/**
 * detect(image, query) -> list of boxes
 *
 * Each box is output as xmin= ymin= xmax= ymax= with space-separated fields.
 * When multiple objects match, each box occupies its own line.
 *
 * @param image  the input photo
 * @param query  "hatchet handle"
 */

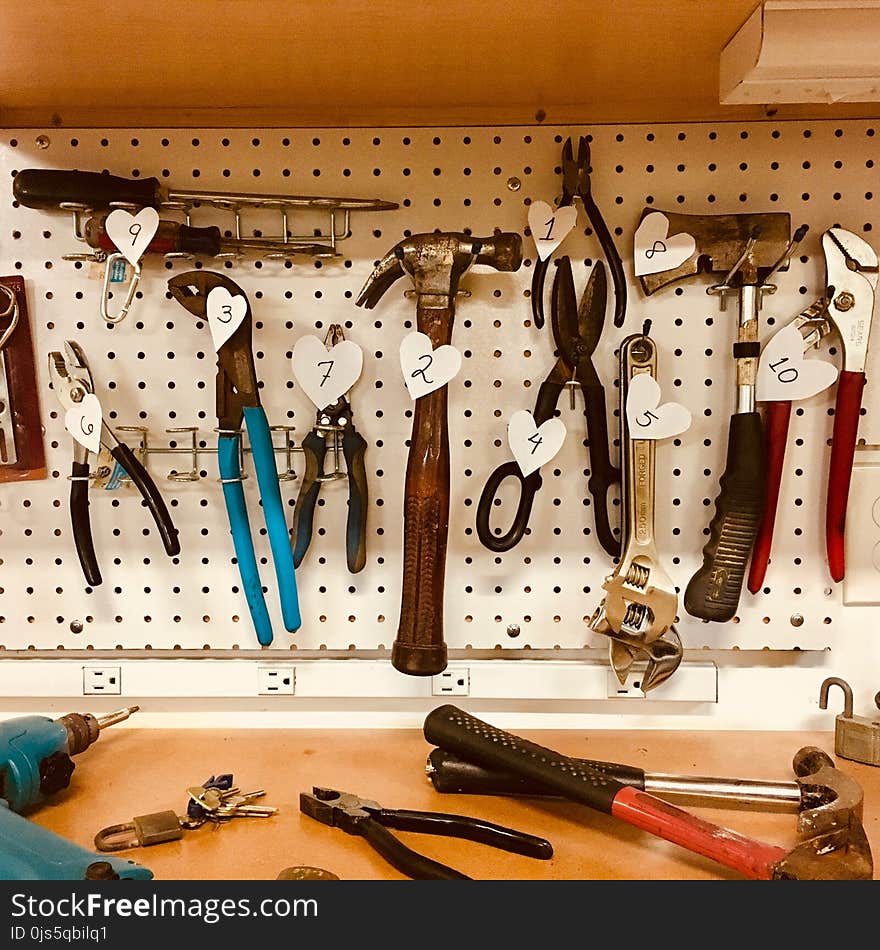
xmin=394 ymin=302 xmax=453 ymax=676
xmin=684 ymin=411 xmax=767 ymax=622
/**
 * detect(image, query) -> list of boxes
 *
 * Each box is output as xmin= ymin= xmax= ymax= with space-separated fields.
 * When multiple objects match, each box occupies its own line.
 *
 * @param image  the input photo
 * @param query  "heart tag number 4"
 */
xmin=508 ymin=410 xmax=567 ymax=477
xmin=756 ymin=323 xmax=838 ymax=402
xmin=399 ymin=331 xmax=462 ymax=400
xmin=625 ymin=373 xmax=692 ymax=440
xmin=292 ymin=335 xmax=364 ymax=410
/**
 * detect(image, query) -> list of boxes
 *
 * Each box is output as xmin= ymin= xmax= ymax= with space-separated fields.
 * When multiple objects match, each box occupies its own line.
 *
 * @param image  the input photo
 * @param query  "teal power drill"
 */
xmin=0 ymin=705 xmax=152 ymax=880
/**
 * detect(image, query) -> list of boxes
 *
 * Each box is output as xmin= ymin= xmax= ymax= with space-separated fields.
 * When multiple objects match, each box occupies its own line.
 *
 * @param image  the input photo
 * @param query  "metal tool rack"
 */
xmin=0 ymin=121 xmax=878 ymax=728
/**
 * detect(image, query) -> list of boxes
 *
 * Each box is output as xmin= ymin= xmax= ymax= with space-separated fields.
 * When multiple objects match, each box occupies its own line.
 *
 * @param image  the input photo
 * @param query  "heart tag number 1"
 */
xmin=527 ymin=200 xmax=578 ymax=261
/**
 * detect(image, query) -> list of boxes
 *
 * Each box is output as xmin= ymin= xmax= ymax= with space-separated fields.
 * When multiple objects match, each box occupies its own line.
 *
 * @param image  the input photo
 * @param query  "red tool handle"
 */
xmin=611 ymin=787 xmax=787 ymax=880
xmin=748 ymin=400 xmax=792 ymax=594
xmin=826 ymin=370 xmax=866 ymax=582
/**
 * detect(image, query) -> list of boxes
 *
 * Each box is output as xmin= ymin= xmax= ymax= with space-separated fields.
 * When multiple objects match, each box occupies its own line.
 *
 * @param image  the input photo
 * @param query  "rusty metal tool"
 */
xmin=530 ymin=136 xmax=626 ymax=331
xmin=424 ymin=705 xmax=873 ymax=880
xmin=637 ymin=211 xmax=805 ymax=622
xmin=48 ymin=341 xmax=180 ymax=587
xmin=0 ymin=277 xmax=46 ymax=481
xmin=587 ymin=325 xmax=682 ymax=691
xmin=299 ymin=786 xmax=552 ymax=880
xmin=356 ymin=232 xmax=523 ymax=676
xmin=820 ymin=677 xmax=880 ymax=767
xmin=476 ymin=256 xmax=620 ymax=557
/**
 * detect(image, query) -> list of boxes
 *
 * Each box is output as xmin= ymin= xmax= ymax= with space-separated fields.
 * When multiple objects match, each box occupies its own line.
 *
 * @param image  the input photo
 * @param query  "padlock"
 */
xmin=819 ymin=677 xmax=880 ymax=767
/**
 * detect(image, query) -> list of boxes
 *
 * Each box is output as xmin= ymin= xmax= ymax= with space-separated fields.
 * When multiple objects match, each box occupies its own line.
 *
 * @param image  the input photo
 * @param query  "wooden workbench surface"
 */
xmin=32 ymin=727 xmax=879 ymax=881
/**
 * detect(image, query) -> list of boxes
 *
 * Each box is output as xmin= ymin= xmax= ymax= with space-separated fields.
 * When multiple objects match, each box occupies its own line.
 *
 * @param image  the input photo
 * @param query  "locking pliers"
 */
xmin=48 ymin=341 xmax=180 ymax=587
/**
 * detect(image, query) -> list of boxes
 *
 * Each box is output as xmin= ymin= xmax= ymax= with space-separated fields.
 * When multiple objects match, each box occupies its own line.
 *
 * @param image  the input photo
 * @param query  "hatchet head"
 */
xmin=636 ymin=209 xmax=793 ymax=295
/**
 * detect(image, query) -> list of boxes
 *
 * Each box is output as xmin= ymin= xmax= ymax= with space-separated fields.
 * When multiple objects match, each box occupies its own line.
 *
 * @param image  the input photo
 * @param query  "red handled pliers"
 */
xmin=748 ymin=228 xmax=877 ymax=590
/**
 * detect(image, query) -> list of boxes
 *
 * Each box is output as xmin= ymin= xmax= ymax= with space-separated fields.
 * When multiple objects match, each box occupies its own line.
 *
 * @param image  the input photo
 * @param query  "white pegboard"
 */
xmin=0 ymin=120 xmax=877 ymax=671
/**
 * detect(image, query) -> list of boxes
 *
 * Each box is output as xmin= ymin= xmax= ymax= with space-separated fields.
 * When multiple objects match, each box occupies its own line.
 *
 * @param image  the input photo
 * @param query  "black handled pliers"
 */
xmin=300 ymin=786 xmax=552 ymax=880
xmin=292 ymin=330 xmax=368 ymax=573
xmin=531 ymin=136 xmax=626 ymax=331
xmin=477 ymin=255 xmax=621 ymax=557
xmin=167 ymin=271 xmax=301 ymax=645
xmin=48 ymin=340 xmax=180 ymax=587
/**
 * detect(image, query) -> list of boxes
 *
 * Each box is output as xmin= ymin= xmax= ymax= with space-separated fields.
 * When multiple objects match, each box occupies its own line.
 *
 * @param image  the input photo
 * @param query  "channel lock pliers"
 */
xmin=168 ymin=271 xmax=300 ymax=645
xmin=48 ymin=341 xmax=180 ymax=586
xmin=292 ymin=329 xmax=368 ymax=573
xmin=299 ymin=786 xmax=552 ymax=880
xmin=530 ymin=135 xmax=626 ymax=331
xmin=477 ymin=254 xmax=620 ymax=557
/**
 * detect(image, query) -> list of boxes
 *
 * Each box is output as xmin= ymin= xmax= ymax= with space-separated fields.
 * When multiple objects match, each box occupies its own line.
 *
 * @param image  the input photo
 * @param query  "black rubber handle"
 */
xmin=291 ymin=430 xmax=326 ymax=568
xmin=110 ymin=444 xmax=180 ymax=557
xmin=377 ymin=808 xmax=552 ymax=859
xmin=475 ymin=461 xmax=542 ymax=552
xmin=583 ymin=190 xmax=627 ymax=329
xmin=426 ymin=748 xmax=646 ymax=798
xmin=684 ymin=411 xmax=767 ymax=622
xmin=530 ymin=258 xmax=552 ymax=329
xmin=343 ymin=426 xmax=368 ymax=574
xmin=358 ymin=819 xmax=470 ymax=880
xmin=423 ymin=705 xmax=626 ymax=815
xmin=70 ymin=460 xmax=101 ymax=587
xmin=13 ymin=169 xmax=162 ymax=211
xmin=583 ymin=381 xmax=620 ymax=557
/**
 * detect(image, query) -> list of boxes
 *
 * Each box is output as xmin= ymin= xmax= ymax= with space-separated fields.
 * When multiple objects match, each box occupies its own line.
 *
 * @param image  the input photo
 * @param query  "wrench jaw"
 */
xmin=589 ymin=605 xmax=683 ymax=692
xmin=601 ymin=561 xmax=678 ymax=643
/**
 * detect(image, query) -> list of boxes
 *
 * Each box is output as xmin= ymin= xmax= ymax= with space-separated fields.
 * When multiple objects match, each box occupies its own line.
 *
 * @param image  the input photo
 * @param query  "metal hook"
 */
xmin=819 ymin=676 xmax=854 ymax=719
xmin=101 ymin=252 xmax=141 ymax=324
xmin=764 ymin=223 xmax=809 ymax=284
xmin=0 ymin=285 xmax=19 ymax=352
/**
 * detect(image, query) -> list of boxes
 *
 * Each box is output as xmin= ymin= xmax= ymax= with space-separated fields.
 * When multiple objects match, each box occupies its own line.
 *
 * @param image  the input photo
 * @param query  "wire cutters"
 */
xmin=48 ymin=340 xmax=180 ymax=587
xmin=168 ymin=271 xmax=301 ymax=645
xmin=292 ymin=331 xmax=368 ymax=573
xmin=477 ymin=255 xmax=620 ymax=557
xmin=299 ymin=786 xmax=552 ymax=880
xmin=530 ymin=136 xmax=626 ymax=331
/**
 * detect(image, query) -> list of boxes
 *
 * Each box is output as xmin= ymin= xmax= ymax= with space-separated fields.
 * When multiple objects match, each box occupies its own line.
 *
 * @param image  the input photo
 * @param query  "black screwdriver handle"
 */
xmin=426 ymin=748 xmax=646 ymax=797
xmin=13 ymin=169 xmax=162 ymax=211
xmin=583 ymin=381 xmax=621 ymax=557
xmin=70 ymin=460 xmax=101 ymax=587
xmin=110 ymin=443 xmax=180 ymax=557
xmin=424 ymin=705 xmax=626 ymax=814
xmin=684 ymin=412 xmax=767 ymax=622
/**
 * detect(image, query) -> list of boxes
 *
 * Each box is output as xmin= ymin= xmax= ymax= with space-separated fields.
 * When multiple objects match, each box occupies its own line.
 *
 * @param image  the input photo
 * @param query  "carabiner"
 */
xmin=101 ymin=251 xmax=141 ymax=325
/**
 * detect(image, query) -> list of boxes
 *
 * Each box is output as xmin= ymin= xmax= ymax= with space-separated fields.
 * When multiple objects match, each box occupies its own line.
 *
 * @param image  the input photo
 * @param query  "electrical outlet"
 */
xmin=432 ymin=668 xmax=470 ymax=697
xmin=257 ymin=666 xmax=295 ymax=696
xmin=82 ymin=666 xmax=122 ymax=696
xmin=606 ymin=669 xmax=646 ymax=698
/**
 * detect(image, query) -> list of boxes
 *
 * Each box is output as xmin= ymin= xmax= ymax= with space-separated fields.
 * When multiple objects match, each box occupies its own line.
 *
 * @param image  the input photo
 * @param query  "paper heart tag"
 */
xmin=104 ymin=207 xmax=160 ymax=267
xmin=399 ymin=331 xmax=462 ymax=400
xmin=292 ymin=335 xmax=364 ymax=410
xmin=507 ymin=410 xmax=567 ymax=477
xmin=527 ymin=200 xmax=578 ymax=260
xmin=757 ymin=322 xmax=839 ymax=402
xmin=625 ymin=373 xmax=692 ymax=440
xmin=64 ymin=392 xmax=102 ymax=455
xmin=206 ymin=286 xmax=248 ymax=353
xmin=633 ymin=212 xmax=696 ymax=277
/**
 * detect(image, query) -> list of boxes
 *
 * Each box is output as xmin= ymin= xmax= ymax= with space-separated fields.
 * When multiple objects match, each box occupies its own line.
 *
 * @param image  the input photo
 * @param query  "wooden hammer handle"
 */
xmin=394 ymin=303 xmax=453 ymax=676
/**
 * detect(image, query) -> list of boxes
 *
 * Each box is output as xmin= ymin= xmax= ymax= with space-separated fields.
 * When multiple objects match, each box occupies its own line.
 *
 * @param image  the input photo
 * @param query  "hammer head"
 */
xmin=636 ymin=209 xmax=792 ymax=295
xmin=774 ymin=746 xmax=873 ymax=880
xmin=356 ymin=231 xmax=522 ymax=308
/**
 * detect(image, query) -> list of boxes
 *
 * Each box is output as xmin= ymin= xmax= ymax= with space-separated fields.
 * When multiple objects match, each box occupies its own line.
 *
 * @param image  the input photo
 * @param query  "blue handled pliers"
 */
xmin=167 ymin=271 xmax=300 ymax=645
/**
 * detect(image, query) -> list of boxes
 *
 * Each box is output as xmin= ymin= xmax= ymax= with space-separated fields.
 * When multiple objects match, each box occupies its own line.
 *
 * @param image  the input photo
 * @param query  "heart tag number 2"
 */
xmin=399 ymin=331 xmax=462 ymax=400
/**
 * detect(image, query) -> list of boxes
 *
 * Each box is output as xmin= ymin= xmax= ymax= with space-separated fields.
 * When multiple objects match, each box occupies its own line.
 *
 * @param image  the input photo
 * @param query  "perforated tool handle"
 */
xmin=13 ymin=169 xmax=162 ymax=211
xmin=748 ymin=400 xmax=792 ymax=594
xmin=70 ymin=459 xmax=101 ymax=587
xmin=423 ymin=706 xmax=787 ymax=880
xmin=110 ymin=443 xmax=180 ymax=557
xmin=826 ymin=370 xmax=866 ymax=583
xmin=684 ymin=411 xmax=766 ymax=622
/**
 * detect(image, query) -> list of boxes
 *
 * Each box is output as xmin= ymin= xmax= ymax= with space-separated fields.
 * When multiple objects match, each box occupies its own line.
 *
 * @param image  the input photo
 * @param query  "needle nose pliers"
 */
xmin=291 ymin=344 xmax=368 ymax=573
xmin=167 ymin=271 xmax=301 ymax=645
xmin=531 ymin=136 xmax=626 ymax=331
xmin=477 ymin=255 xmax=620 ymax=557
xmin=48 ymin=340 xmax=180 ymax=587
xmin=299 ymin=786 xmax=552 ymax=880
